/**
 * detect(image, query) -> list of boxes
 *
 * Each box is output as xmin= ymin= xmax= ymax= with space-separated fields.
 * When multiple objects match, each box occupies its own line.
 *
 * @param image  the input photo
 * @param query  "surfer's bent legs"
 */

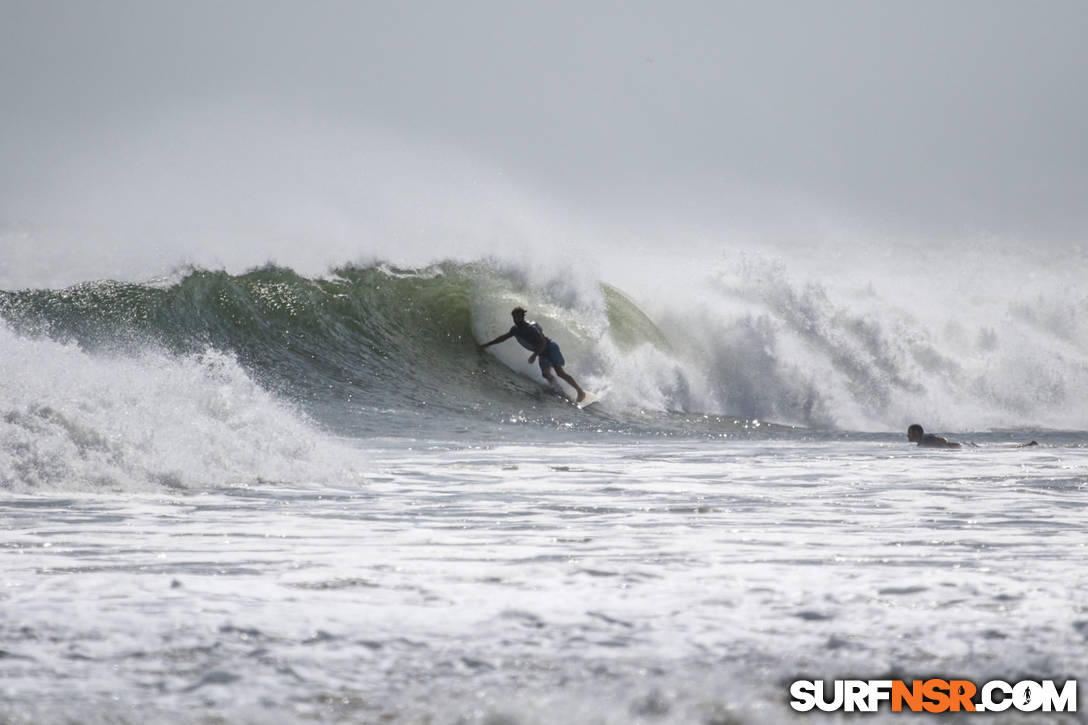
xmin=545 ymin=365 xmax=586 ymax=403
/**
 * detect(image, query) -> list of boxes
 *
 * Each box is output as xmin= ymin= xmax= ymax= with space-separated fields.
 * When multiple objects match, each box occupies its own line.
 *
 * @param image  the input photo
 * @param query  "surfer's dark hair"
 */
xmin=512 ymin=306 xmax=527 ymax=316
xmin=907 ymin=423 xmax=924 ymax=436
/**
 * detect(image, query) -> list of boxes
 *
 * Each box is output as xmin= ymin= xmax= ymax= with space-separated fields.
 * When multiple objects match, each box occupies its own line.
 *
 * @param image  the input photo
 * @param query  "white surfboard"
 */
xmin=575 ymin=391 xmax=599 ymax=410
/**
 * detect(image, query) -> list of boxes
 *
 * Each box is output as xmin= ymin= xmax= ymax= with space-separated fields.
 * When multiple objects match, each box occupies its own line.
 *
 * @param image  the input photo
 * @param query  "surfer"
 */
xmin=907 ymin=424 xmax=961 ymax=449
xmin=479 ymin=306 xmax=587 ymax=403
xmin=908 ymin=424 xmax=1038 ymax=448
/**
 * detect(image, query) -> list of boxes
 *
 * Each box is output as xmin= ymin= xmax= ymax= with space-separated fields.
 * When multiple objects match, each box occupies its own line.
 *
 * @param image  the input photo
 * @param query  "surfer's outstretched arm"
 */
xmin=479 ymin=332 xmax=513 ymax=349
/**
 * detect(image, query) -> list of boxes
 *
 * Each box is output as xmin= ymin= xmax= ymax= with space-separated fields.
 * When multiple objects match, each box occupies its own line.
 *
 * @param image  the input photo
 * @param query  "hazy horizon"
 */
xmin=3 ymin=0 xmax=1087 ymax=276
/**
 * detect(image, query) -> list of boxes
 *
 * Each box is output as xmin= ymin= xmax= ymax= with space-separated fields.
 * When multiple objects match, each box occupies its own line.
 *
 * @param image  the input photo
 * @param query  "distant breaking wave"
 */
xmin=0 ymin=262 xmax=721 ymax=428
xmin=0 ymin=261 xmax=783 ymax=492
xmin=1 ymin=257 xmax=1086 ymax=490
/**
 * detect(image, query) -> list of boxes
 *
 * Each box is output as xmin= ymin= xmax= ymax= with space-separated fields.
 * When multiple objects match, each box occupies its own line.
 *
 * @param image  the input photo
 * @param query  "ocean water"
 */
xmin=2 ymin=259 xmax=1087 ymax=724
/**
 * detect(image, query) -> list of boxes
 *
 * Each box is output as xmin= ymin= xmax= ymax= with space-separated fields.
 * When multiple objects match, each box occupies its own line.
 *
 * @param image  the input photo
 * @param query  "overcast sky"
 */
xmin=3 ymin=0 xmax=1087 ymax=245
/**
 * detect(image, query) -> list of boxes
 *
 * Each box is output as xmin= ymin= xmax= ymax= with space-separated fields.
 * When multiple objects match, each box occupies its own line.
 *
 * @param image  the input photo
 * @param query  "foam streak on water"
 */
xmin=2 ymin=439 xmax=1085 ymax=724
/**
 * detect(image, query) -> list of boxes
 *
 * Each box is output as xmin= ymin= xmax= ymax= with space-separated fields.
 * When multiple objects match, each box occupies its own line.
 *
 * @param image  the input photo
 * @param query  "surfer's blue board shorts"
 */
xmin=538 ymin=341 xmax=565 ymax=371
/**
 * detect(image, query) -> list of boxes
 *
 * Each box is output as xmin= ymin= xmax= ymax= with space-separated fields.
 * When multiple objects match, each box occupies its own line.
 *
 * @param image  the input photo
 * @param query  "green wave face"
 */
xmin=0 ymin=262 xmax=789 ymax=439
xmin=601 ymin=283 xmax=671 ymax=353
xmin=3 ymin=264 xmax=479 ymax=430
xmin=6 ymin=255 xmax=1085 ymax=436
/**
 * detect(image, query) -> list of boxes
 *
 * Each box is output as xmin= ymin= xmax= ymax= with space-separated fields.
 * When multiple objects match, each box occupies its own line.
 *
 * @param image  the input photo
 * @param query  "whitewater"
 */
xmin=2 ymin=245 xmax=1086 ymax=724
xmin=2 ymin=119 xmax=1088 ymax=723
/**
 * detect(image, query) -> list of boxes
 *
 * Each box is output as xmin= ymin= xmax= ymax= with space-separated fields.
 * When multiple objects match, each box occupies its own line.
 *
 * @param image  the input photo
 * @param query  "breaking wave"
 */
xmin=2 ymin=256 xmax=1085 ymax=490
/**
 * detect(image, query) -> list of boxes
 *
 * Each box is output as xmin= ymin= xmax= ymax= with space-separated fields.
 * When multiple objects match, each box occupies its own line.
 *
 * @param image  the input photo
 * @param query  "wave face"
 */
xmin=0 ymin=263 xmax=619 ymax=426
xmin=2 ymin=257 xmax=1086 ymax=490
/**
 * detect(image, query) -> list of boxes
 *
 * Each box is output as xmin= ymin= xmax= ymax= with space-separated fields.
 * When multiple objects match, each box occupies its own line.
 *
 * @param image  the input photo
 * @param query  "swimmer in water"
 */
xmin=907 ymin=424 xmax=962 ymax=449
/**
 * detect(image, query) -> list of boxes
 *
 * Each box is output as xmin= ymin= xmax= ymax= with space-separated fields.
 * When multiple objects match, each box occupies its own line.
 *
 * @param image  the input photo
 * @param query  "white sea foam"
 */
xmin=2 ymin=438 xmax=1084 ymax=724
xmin=469 ymin=247 xmax=1088 ymax=431
xmin=0 ymin=323 xmax=362 ymax=492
